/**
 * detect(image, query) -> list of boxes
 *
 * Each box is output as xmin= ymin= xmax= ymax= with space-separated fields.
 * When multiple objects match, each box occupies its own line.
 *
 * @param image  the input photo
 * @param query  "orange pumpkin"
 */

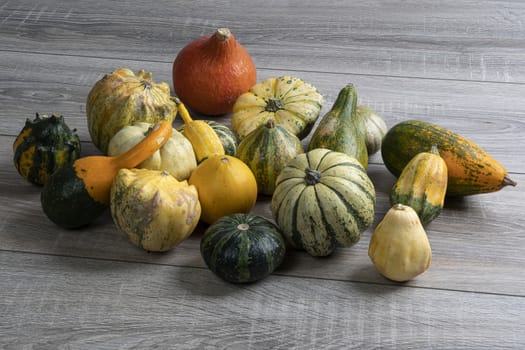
xmin=172 ymin=28 xmax=256 ymax=116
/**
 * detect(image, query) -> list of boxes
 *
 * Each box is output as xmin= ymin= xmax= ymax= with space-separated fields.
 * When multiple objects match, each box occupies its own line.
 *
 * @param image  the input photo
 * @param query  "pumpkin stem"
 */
xmin=304 ymin=167 xmax=321 ymax=185
xmin=265 ymin=98 xmax=285 ymax=113
xmin=215 ymin=28 xmax=231 ymax=41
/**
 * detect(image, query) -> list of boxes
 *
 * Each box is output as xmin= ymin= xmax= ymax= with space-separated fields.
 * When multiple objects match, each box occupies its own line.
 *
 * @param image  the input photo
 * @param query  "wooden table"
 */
xmin=1 ymin=1 xmax=524 ymax=348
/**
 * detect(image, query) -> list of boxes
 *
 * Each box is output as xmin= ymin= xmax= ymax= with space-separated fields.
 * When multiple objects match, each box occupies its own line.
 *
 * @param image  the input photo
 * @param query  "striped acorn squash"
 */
xmin=200 ymin=213 xmax=286 ymax=283
xmin=271 ymin=148 xmax=376 ymax=257
xmin=13 ymin=113 xmax=81 ymax=186
xmin=381 ymin=120 xmax=517 ymax=196
xmin=178 ymin=119 xmax=238 ymax=156
xmin=231 ymin=76 xmax=324 ymax=140
xmin=237 ymin=118 xmax=304 ymax=195
xmin=390 ymin=144 xmax=448 ymax=225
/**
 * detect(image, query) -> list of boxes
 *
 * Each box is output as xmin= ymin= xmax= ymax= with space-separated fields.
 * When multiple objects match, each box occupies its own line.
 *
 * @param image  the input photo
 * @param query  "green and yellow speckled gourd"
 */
xmin=271 ymin=148 xmax=376 ymax=257
xmin=232 ymin=76 xmax=324 ymax=140
xmin=390 ymin=144 xmax=448 ymax=225
xmin=308 ymin=84 xmax=368 ymax=169
xmin=200 ymin=213 xmax=286 ymax=283
xmin=13 ymin=113 xmax=81 ymax=185
xmin=237 ymin=118 xmax=304 ymax=195
xmin=86 ymin=68 xmax=177 ymax=153
xmin=381 ymin=120 xmax=517 ymax=196
xmin=41 ymin=120 xmax=172 ymax=229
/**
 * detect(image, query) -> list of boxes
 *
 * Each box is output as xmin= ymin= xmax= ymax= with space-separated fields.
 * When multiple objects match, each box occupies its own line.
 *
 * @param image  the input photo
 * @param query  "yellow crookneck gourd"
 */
xmin=368 ymin=204 xmax=432 ymax=282
xmin=390 ymin=144 xmax=448 ymax=225
xmin=174 ymin=97 xmax=225 ymax=163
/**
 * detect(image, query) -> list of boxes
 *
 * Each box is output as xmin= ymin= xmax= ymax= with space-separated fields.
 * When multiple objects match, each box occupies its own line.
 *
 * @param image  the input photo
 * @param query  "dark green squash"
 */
xmin=13 ymin=113 xmax=81 ymax=186
xmin=308 ymin=84 xmax=368 ymax=169
xmin=41 ymin=121 xmax=173 ymax=229
xmin=237 ymin=118 xmax=304 ymax=195
xmin=178 ymin=119 xmax=238 ymax=156
xmin=200 ymin=213 xmax=286 ymax=283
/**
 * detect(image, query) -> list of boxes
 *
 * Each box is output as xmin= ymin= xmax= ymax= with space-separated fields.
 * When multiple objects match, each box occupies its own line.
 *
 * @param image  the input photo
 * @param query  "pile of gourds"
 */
xmin=12 ymin=28 xmax=517 ymax=285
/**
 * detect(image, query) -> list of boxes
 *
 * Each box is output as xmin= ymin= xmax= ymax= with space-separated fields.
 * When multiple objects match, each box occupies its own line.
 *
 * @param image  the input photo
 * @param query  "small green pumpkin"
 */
xmin=237 ymin=118 xmax=304 ymax=195
xmin=271 ymin=148 xmax=376 ymax=257
xmin=390 ymin=144 xmax=448 ymax=225
xmin=13 ymin=113 xmax=81 ymax=186
xmin=308 ymin=84 xmax=368 ymax=169
xmin=178 ymin=119 xmax=238 ymax=156
xmin=200 ymin=213 xmax=286 ymax=283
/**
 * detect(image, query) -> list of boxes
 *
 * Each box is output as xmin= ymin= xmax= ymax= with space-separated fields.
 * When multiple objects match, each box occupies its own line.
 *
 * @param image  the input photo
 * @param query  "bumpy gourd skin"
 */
xmin=40 ymin=164 xmax=106 ymax=229
xmin=110 ymin=169 xmax=201 ymax=252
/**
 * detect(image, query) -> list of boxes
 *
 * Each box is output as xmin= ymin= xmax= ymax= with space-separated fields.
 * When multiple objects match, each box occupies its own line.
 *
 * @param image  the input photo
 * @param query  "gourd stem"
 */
xmin=265 ymin=118 xmax=276 ymax=129
xmin=172 ymin=97 xmax=193 ymax=125
xmin=237 ymin=223 xmax=250 ymax=231
xmin=503 ymin=176 xmax=517 ymax=187
xmin=304 ymin=168 xmax=321 ymax=185
xmin=265 ymin=98 xmax=285 ymax=113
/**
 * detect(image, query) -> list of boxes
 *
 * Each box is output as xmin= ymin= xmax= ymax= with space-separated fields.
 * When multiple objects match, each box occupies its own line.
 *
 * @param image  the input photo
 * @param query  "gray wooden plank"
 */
xmin=1 ymin=0 xmax=525 ymax=83
xmin=1 ymin=51 xmax=524 ymax=172
xmin=2 ymin=133 xmax=523 ymax=296
xmin=1 ymin=251 xmax=523 ymax=350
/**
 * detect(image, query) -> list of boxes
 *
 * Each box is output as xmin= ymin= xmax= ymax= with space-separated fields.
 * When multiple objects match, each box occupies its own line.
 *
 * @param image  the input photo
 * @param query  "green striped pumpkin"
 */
xmin=178 ymin=120 xmax=238 ymax=156
xmin=271 ymin=148 xmax=376 ymax=257
xmin=200 ymin=213 xmax=286 ymax=283
xmin=13 ymin=113 xmax=81 ymax=186
xmin=237 ymin=119 xmax=304 ymax=195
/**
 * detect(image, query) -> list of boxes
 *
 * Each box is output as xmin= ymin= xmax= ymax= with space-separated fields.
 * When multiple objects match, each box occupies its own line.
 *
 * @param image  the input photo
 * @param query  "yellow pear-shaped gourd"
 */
xmin=368 ymin=204 xmax=432 ymax=282
xmin=110 ymin=168 xmax=201 ymax=252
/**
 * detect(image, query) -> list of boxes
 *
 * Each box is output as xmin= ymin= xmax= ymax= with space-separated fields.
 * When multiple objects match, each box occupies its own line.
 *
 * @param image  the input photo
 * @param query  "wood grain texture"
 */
xmin=1 ymin=0 xmax=525 ymax=348
xmin=1 ymin=0 xmax=525 ymax=83
xmin=1 ymin=252 xmax=524 ymax=350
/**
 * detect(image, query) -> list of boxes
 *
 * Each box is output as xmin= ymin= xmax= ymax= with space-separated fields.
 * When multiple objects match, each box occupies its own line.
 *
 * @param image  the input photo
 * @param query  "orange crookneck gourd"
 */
xmin=41 ymin=120 xmax=173 ymax=229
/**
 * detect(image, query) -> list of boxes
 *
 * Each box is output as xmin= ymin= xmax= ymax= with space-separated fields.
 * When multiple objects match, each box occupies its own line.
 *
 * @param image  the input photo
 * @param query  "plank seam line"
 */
xmin=2 ymin=48 xmax=525 ymax=87
xmin=1 ymin=248 xmax=524 ymax=299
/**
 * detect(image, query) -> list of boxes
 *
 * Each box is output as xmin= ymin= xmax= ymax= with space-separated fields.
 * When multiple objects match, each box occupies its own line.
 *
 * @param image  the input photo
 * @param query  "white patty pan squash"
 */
xmin=108 ymin=122 xmax=197 ymax=181
xmin=110 ymin=168 xmax=201 ymax=252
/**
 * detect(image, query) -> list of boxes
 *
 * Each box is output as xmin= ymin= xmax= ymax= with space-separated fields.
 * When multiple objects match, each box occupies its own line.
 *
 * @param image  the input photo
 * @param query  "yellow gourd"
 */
xmin=188 ymin=155 xmax=257 ymax=224
xmin=368 ymin=204 xmax=432 ymax=282
xmin=174 ymin=97 xmax=225 ymax=163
